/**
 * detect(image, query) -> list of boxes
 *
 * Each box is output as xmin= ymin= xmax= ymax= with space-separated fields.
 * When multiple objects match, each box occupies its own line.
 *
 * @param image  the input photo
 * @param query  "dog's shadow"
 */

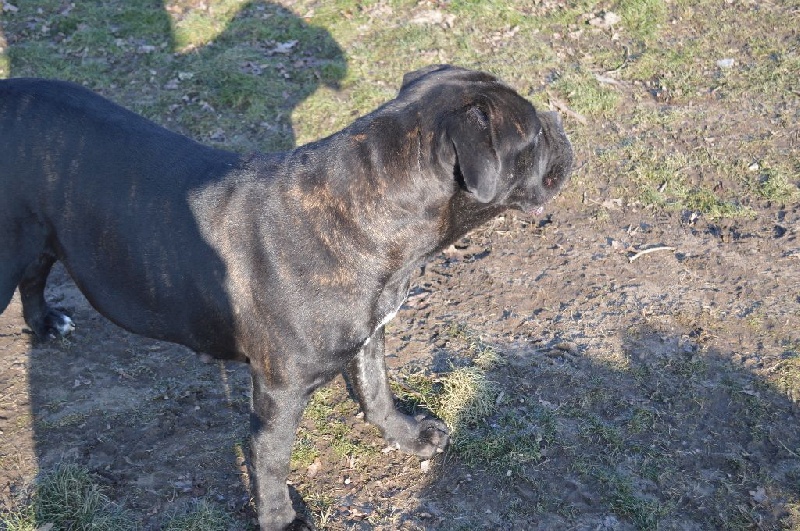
xmin=1 ymin=1 xmax=344 ymax=527
xmin=5 ymin=0 xmax=345 ymax=152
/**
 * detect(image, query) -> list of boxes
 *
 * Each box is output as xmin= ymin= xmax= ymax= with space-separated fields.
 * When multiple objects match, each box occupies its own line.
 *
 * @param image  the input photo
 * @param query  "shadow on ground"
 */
xmin=410 ymin=322 xmax=800 ymax=530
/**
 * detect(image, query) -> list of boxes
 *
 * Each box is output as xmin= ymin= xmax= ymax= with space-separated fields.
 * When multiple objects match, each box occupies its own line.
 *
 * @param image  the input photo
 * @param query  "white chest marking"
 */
xmin=377 ymin=308 xmax=399 ymax=330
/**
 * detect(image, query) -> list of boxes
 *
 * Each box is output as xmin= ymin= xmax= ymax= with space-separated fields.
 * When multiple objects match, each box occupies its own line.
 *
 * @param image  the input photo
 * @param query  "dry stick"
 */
xmin=548 ymin=96 xmax=588 ymax=125
xmin=628 ymin=246 xmax=676 ymax=263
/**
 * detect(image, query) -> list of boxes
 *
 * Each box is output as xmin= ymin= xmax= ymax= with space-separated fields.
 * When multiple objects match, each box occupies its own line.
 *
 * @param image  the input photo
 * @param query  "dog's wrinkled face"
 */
xmin=398 ymin=65 xmax=573 ymax=213
xmin=504 ymin=109 xmax=574 ymax=213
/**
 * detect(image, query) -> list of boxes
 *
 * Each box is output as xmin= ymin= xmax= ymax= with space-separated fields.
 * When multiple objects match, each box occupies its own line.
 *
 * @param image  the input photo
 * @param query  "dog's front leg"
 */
xmin=346 ymin=327 xmax=449 ymax=457
xmin=249 ymin=367 xmax=311 ymax=531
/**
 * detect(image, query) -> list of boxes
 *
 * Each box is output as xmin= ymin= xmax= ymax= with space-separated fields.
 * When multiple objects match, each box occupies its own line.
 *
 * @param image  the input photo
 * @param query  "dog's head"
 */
xmin=398 ymin=65 xmax=573 ymax=214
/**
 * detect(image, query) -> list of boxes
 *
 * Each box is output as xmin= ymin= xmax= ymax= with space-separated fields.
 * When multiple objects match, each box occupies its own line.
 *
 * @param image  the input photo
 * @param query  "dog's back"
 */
xmin=0 ymin=79 xmax=243 ymax=354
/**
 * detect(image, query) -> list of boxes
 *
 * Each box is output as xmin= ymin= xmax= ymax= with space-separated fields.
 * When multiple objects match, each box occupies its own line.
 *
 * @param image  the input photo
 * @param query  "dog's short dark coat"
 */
xmin=0 ymin=65 xmax=573 ymax=530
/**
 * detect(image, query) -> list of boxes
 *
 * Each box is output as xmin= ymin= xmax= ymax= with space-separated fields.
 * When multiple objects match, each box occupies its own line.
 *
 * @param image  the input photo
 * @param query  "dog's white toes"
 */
xmin=55 ymin=315 xmax=75 ymax=336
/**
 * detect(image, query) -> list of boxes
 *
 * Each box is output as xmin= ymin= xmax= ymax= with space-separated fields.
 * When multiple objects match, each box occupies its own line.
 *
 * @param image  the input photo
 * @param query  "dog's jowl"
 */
xmin=0 ymin=65 xmax=573 ymax=530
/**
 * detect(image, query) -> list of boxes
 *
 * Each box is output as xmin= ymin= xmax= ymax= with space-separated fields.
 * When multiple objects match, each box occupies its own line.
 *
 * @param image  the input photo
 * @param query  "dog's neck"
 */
xmin=278 ymin=127 xmax=501 ymax=271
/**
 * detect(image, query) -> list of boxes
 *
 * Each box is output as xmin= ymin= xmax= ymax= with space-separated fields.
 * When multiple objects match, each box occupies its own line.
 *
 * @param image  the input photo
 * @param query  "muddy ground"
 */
xmin=2 ymin=189 xmax=799 ymax=529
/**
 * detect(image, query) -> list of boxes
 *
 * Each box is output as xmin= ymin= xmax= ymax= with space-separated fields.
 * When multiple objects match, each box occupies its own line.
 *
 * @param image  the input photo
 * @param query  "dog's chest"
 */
xmin=367 ymin=274 xmax=411 ymax=340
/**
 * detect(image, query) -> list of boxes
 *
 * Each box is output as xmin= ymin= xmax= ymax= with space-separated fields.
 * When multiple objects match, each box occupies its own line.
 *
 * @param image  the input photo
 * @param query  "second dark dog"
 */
xmin=0 ymin=65 xmax=573 ymax=529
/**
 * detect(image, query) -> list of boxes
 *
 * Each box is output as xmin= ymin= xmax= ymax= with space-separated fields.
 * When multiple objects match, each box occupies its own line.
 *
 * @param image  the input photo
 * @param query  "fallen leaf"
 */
xmin=266 ymin=40 xmax=297 ymax=55
xmin=588 ymin=11 xmax=620 ymax=29
xmin=306 ymin=458 xmax=321 ymax=478
xmin=411 ymin=10 xmax=456 ymax=27
xmin=750 ymin=486 xmax=767 ymax=504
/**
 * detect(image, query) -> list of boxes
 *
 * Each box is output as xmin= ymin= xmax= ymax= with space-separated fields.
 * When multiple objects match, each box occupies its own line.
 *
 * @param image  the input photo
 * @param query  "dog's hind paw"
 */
xmin=45 ymin=310 xmax=75 ymax=338
xmin=284 ymin=517 xmax=315 ymax=530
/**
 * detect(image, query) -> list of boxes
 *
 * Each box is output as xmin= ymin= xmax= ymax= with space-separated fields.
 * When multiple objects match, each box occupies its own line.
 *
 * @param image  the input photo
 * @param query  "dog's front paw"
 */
xmin=415 ymin=417 xmax=450 ymax=457
xmin=386 ymin=415 xmax=449 ymax=458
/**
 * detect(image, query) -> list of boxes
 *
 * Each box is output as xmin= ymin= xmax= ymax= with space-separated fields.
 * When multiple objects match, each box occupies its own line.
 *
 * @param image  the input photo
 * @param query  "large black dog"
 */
xmin=0 ymin=65 xmax=573 ymax=529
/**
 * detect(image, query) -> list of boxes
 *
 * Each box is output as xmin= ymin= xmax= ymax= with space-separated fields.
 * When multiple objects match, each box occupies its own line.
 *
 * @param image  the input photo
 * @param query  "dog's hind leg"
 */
xmin=249 ymin=367 xmax=314 ymax=530
xmin=0 ymin=265 xmax=21 ymax=315
xmin=18 ymin=253 xmax=74 ymax=338
xmin=0 ymin=222 xmax=41 ymax=315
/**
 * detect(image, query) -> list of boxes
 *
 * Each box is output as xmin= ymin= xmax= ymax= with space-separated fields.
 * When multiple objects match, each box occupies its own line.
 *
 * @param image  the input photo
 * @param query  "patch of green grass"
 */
xmin=616 ymin=0 xmax=668 ymax=42
xmin=604 ymin=474 xmax=664 ymax=530
xmin=627 ymin=407 xmax=657 ymax=434
xmin=448 ymin=0 xmax=527 ymax=27
xmin=301 ymin=490 xmax=336 ymax=530
xmin=162 ymin=499 xmax=238 ymax=531
xmin=456 ymin=430 xmax=542 ymax=469
xmin=752 ymin=165 xmax=800 ymax=202
xmin=607 ymin=139 xmax=756 ymax=219
xmin=393 ymin=334 xmax=518 ymax=466
xmin=300 ymin=386 xmax=376 ymax=461
xmin=113 ymin=1 xmax=173 ymax=40
xmin=554 ymin=67 xmax=621 ymax=117
xmin=682 ymin=187 xmax=751 ymax=220
xmin=578 ymin=464 xmax=666 ymax=529
xmin=291 ymin=432 xmax=320 ymax=470
xmin=1 ymin=464 xmax=134 ymax=531
xmin=733 ymin=34 xmax=800 ymax=98
xmin=35 ymin=411 xmax=90 ymax=431
xmin=620 ymin=29 xmax=706 ymax=103
xmin=304 ymin=387 xmax=336 ymax=430
xmin=167 ymin=0 xmax=245 ymax=51
xmin=772 ymin=356 xmax=800 ymax=403
xmin=324 ymin=418 xmax=373 ymax=459
xmin=456 ymin=407 xmax=555 ymax=470
xmin=581 ymin=415 xmax=625 ymax=455
xmin=436 ymin=366 xmax=499 ymax=431
xmin=446 ymin=322 xmax=504 ymax=369
xmin=0 ymin=504 xmax=35 ymax=531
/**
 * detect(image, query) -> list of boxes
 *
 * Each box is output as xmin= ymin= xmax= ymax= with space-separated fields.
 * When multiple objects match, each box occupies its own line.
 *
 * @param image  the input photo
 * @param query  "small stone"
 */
xmin=716 ymin=58 xmax=735 ymax=68
xmin=555 ymin=341 xmax=579 ymax=354
xmin=306 ymin=458 xmax=321 ymax=478
xmin=750 ymin=486 xmax=767 ymax=504
xmin=589 ymin=11 xmax=621 ymax=29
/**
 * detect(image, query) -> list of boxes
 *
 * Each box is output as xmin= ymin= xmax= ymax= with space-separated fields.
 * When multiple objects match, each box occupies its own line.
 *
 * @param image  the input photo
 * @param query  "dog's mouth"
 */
xmin=504 ymin=199 xmax=546 ymax=217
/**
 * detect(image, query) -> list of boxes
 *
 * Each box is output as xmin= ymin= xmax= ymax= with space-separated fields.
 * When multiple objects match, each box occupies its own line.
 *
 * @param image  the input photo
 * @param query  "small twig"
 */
xmin=778 ymin=439 xmax=800 ymax=459
xmin=548 ymin=95 xmax=588 ymax=125
xmin=594 ymin=73 xmax=622 ymax=86
xmin=628 ymin=246 xmax=676 ymax=263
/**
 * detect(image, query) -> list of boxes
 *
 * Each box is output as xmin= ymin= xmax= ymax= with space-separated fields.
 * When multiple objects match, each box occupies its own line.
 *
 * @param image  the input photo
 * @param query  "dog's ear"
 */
xmin=447 ymin=104 xmax=500 ymax=203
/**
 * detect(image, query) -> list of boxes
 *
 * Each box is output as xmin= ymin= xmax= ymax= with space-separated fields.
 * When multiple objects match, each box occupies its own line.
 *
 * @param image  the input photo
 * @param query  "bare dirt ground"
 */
xmin=2 ymin=192 xmax=799 ymax=529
